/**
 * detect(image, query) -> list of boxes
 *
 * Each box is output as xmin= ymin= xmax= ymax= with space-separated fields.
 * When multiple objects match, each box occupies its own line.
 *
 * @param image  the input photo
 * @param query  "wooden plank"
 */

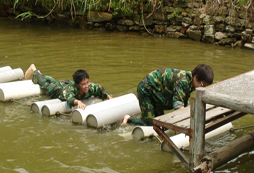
xmin=175 ymin=107 xmax=232 ymax=128
xmin=154 ymin=104 xmax=215 ymax=124
xmin=205 ymin=107 xmax=232 ymax=121
xmin=153 ymin=105 xmax=191 ymax=122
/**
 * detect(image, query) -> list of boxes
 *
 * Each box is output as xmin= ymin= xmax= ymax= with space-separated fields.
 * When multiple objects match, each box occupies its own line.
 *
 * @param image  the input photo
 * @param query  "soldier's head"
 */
xmin=73 ymin=70 xmax=90 ymax=92
xmin=191 ymin=64 xmax=214 ymax=88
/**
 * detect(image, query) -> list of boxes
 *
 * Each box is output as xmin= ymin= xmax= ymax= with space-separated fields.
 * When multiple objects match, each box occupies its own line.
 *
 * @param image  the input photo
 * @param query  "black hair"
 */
xmin=191 ymin=64 xmax=214 ymax=85
xmin=72 ymin=70 xmax=89 ymax=84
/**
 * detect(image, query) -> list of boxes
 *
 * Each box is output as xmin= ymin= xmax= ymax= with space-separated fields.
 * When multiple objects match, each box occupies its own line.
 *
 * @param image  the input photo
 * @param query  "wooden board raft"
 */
xmin=153 ymin=104 xmax=246 ymax=171
xmin=153 ymin=104 xmax=234 ymax=136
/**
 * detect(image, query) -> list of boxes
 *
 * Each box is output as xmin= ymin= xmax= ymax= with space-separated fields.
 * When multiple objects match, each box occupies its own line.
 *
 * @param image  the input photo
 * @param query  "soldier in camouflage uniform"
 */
xmin=122 ymin=64 xmax=214 ymax=126
xmin=24 ymin=64 xmax=112 ymax=109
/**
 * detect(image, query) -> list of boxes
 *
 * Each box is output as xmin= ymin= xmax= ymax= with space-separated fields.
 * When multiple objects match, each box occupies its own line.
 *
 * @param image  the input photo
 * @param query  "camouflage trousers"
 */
xmin=32 ymin=70 xmax=61 ymax=98
xmin=130 ymin=81 xmax=165 ymax=126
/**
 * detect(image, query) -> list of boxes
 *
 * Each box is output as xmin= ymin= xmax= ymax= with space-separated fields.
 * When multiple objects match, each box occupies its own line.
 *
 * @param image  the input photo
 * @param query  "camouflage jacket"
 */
xmin=55 ymin=80 xmax=109 ymax=108
xmin=143 ymin=68 xmax=195 ymax=109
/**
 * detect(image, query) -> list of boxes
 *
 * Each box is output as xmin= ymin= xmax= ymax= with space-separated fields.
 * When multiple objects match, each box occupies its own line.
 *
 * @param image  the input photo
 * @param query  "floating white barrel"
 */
xmin=0 ymin=66 xmax=12 ymax=73
xmin=71 ymin=93 xmax=141 ymax=127
xmin=41 ymin=97 xmax=102 ymax=116
xmin=0 ymin=68 xmax=24 ymax=83
xmin=160 ymin=122 xmax=233 ymax=152
xmin=30 ymin=99 xmax=62 ymax=114
xmin=0 ymin=84 xmax=44 ymax=101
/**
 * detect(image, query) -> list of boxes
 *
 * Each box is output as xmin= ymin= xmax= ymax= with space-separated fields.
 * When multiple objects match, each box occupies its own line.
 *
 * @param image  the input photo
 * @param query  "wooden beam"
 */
xmin=189 ymin=97 xmax=195 ymax=169
xmin=153 ymin=119 xmax=191 ymax=136
xmin=193 ymin=130 xmax=254 ymax=173
xmin=205 ymin=111 xmax=247 ymax=134
xmin=153 ymin=125 xmax=190 ymax=170
xmin=193 ymin=87 xmax=206 ymax=166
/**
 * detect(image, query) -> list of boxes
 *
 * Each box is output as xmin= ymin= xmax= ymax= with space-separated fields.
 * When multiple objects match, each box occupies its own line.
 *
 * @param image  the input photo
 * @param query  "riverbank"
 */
xmin=0 ymin=1 xmax=253 ymax=49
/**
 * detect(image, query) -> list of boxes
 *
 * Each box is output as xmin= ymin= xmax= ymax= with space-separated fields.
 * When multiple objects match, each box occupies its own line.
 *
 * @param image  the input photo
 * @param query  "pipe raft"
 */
xmin=0 ymin=68 xmax=24 ymax=83
xmin=42 ymin=101 xmax=72 ymax=116
xmin=0 ymin=66 xmax=42 ymax=101
xmin=71 ymin=93 xmax=141 ymax=128
xmin=132 ymin=126 xmax=158 ymax=139
xmin=31 ymin=97 xmax=102 ymax=116
xmin=0 ymin=81 xmax=44 ymax=101
xmin=0 ymin=80 xmax=34 ymax=88
xmin=30 ymin=99 xmax=62 ymax=115
xmin=132 ymin=126 xmax=173 ymax=140
xmin=160 ymin=122 xmax=233 ymax=152
xmin=0 ymin=66 xmax=12 ymax=73
xmin=71 ymin=109 xmax=87 ymax=124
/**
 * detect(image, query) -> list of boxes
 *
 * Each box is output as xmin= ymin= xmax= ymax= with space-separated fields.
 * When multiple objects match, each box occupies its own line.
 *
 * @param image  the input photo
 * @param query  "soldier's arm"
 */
xmin=172 ymin=81 xmax=188 ymax=109
xmin=91 ymin=83 xmax=111 ymax=100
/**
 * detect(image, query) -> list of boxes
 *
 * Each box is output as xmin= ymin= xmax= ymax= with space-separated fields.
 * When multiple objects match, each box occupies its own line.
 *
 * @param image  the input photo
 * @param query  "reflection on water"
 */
xmin=0 ymin=19 xmax=254 ymax=172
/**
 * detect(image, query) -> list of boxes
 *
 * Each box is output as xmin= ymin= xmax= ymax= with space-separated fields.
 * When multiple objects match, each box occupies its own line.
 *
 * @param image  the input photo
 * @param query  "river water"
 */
xmin=0 ymin=19 xmax=254 ymax=173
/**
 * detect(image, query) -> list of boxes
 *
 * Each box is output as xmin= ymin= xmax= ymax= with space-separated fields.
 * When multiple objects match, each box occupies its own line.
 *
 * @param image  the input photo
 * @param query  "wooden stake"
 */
xmin=193 ymin=87 xmax=206 ymax=166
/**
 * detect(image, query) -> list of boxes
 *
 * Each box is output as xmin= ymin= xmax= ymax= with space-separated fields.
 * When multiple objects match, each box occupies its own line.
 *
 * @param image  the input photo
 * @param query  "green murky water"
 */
xmin=1 ymin=19 xmax=254 ymax=173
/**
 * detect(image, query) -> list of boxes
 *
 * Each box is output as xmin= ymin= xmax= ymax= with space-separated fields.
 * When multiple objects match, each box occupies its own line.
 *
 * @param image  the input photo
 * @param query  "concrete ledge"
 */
xmin=202 ymin=70 xmax=254 ymax=114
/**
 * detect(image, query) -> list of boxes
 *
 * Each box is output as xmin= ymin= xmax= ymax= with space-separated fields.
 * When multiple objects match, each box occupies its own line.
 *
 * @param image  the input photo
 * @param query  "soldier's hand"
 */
xmin=107 ymin=95 xmax=113 ymax=99
xmin=77 ymin=100 xmax=87 ymax=110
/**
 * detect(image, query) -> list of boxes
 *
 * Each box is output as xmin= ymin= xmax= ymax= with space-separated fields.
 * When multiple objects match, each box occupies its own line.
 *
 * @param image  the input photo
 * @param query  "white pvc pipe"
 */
xmin=71 ymin=93 xmax=141 ymax=127
xmin=0 ymin=66 xmax=12 ymax=73
xmin=0 ymin=84 xmax=44 ymax=101
xmin=71 ymin=108 xmax=88 ymax=124
xmin=132 ymin=126 xmax=172 ymax=140
xmin=41 ymin=97 xmax=102 ymax=116
xmin=86 ymin=93 xmax=141 ymax=128
xmin=132 ymin=126 xmax=157 ymax=139
xmin=30 ymin=99 xmax=62 ymax=114
xmin=0 ymin=68 xmax=24 ymax=83
xmin=0 ymin=80 xmax=34 ymax=88
xmin=71 ymin=98 xmax=104 ymax=124
xmin=42 ymin=101 xmax=72 ymax=116
xmin=160 ymin=122 xmax=233 ymax=152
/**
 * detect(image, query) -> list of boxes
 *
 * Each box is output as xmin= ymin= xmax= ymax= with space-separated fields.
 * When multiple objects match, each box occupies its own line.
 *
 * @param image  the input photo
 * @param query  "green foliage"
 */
xmin=107 ymin=0 xmax=139 ymax=15
xmin=174 ymin=0 xmax=186 ymax=7
xmin=16 ymin=11 xmax=40 ymax=19
xmin=12 ymin=0 xmax=147 ymax=19
xmin=167 ymin=8 xmax=184 ymax=19
xmin=232 ymin=0 xmax=249 ymax=7
xmin=12 ymin=0 xmax=167 ymax=20
xmin=11 ymin=0 xmax=252 ymax=21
